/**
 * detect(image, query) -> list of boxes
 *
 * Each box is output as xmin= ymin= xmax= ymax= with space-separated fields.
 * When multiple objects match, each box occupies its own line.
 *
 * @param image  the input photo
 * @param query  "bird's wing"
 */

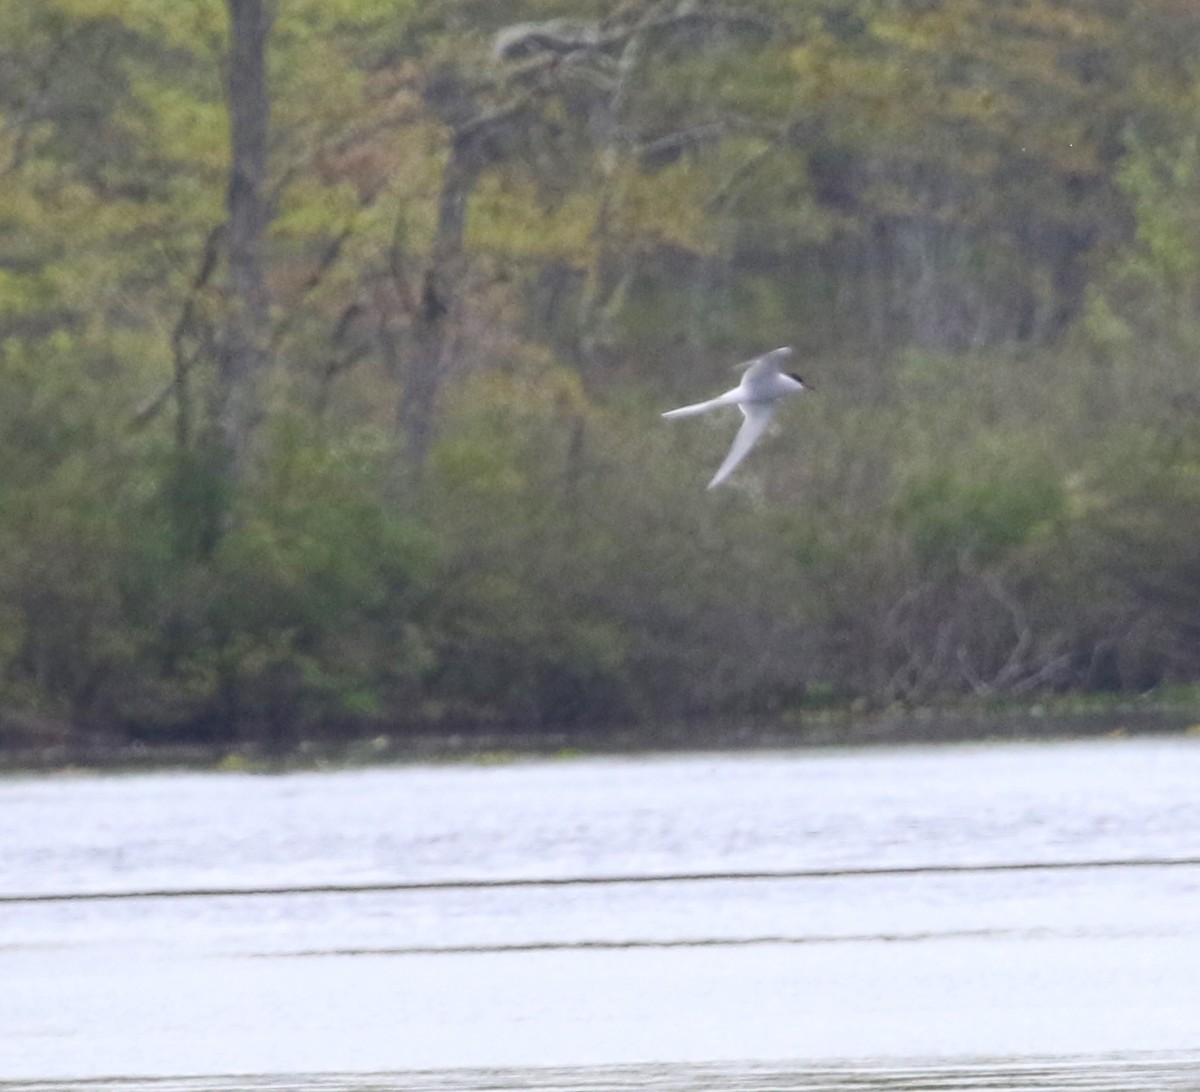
xmin=737 ymin=347 xmax=792 ymax=385
xmin=707 ymin=403 xmax=775 ymax=489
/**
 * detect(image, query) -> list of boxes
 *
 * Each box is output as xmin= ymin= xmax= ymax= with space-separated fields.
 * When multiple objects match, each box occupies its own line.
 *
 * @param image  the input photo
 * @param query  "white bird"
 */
xmin=662 ymin=346 xmax=811 ymax=489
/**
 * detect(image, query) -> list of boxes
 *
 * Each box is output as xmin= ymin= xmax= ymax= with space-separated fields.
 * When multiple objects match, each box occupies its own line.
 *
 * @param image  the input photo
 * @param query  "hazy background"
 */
xmin=5 ymin=0 xmax=1200 ymax=751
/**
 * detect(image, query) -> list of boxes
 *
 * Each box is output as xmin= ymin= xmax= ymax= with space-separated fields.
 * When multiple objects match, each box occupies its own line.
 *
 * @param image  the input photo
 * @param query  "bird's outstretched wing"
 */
xmin=708 ymin=403 xmax=775 ymax=489
xmin=737 ymin=346 xmax=792 ymax=385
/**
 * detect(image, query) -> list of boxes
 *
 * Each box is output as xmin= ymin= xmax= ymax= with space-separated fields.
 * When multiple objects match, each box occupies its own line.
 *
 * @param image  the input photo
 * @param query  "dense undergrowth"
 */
xmin=4 ymin=1 xmax=1200 ymax=749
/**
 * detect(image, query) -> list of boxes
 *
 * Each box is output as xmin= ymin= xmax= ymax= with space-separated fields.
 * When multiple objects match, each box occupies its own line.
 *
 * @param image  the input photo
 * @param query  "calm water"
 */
xmin=3 ymin=737 xmax=1200 ymax=1089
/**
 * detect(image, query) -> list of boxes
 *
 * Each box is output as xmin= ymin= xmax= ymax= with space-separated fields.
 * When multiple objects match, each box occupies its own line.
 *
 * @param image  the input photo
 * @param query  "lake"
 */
xmin=3 ymin=736 xmax=1199 ymax=1089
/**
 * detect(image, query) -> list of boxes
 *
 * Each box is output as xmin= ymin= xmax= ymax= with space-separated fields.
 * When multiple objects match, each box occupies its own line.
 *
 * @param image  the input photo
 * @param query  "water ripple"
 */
xmin=6 ymin=1055 xmax=1200 ymax=1091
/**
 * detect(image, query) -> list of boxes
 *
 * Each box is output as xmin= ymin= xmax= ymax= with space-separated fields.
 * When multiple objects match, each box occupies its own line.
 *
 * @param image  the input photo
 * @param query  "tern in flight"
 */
xmin=662 ymin=346 xmax=811 ymax=489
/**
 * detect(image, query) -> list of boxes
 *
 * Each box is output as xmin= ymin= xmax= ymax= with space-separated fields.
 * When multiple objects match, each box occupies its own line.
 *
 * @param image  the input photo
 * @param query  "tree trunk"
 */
xmin=217 ymin=0 xmax=272 ymax=479
xmin=396 ymin=120 xmax=484 ymax=474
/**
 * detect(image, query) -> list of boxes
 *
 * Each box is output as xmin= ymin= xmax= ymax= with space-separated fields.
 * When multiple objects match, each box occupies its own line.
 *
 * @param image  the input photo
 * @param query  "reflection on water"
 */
xmin=2 ymin=737 xmax=1199 ymax=1086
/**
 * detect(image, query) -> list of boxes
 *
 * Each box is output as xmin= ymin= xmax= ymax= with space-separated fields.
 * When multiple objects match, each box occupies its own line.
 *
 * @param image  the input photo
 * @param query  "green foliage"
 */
xmin=897 ymin=464 xmax=1064 ymax=567
xmin=1083 ymin=104 xmax=1200 ymax=427
xmin=9 ymin=0 xmax=1200 ymax=749
xmin=178 ymin=423 xmax=438 ymax=740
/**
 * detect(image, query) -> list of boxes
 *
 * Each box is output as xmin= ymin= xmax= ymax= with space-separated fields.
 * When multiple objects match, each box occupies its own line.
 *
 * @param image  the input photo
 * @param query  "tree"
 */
xmin=215 ymin=0 xmax=272 ymax=484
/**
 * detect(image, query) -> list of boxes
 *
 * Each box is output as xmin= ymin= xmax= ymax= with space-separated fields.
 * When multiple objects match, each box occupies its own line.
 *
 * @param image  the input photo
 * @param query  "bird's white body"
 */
xmin=662 ymin=347 xmax=809 ymax=489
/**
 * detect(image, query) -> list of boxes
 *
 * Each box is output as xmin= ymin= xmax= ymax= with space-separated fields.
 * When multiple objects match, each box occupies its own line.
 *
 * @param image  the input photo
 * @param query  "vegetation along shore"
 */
xmin=5 ymin=2 xmax=1200 ymax=755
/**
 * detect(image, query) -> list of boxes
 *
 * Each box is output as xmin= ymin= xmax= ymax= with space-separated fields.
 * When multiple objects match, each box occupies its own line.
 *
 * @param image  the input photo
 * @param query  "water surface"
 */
xmin=3 ymin=737 xmax=1199 ymax=1088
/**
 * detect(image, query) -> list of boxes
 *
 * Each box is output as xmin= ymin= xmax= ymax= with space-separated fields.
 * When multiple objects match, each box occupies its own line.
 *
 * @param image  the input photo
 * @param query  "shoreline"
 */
xmin=2 ymin=701 xmax=1197 ymax=775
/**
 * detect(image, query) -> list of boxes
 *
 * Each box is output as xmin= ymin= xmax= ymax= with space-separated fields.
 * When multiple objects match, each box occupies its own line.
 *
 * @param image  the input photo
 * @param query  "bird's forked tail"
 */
xmin=661 ymin=393 xmax=736 ymax=420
